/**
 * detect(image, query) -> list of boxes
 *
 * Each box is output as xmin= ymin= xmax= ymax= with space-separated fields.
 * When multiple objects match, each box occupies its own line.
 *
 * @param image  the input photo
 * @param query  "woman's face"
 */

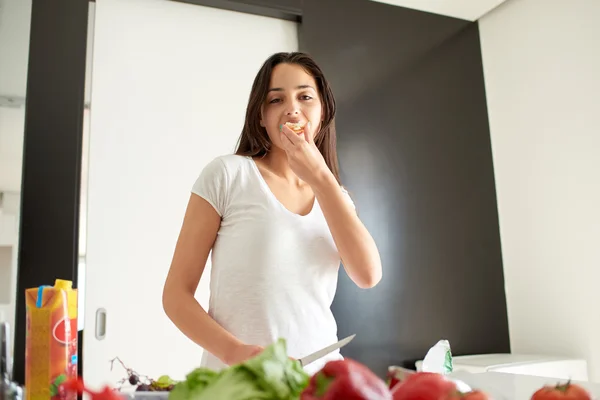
xmin=260 ymin=63 xmax=323 ymax=150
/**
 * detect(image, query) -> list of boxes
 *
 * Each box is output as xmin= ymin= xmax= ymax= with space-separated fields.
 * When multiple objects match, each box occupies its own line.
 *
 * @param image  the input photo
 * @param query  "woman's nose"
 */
xmin=284 ymin=100 xmax=300 ymax=115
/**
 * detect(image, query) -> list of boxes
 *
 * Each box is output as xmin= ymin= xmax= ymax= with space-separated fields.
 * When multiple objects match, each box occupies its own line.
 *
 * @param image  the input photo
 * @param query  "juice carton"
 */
xmin=25 ymin=279 xmax=78 ymax=400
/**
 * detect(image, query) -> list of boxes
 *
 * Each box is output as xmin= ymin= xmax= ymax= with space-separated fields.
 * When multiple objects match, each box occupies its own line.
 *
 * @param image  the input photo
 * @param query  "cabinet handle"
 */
xmin=95 ymin=308 xmax=107 ymax=340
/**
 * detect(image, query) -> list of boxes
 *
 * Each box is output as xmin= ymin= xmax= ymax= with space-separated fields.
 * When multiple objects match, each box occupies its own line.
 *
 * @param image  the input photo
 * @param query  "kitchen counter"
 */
xmin=451 ymin=371 xmax=600 ymax=399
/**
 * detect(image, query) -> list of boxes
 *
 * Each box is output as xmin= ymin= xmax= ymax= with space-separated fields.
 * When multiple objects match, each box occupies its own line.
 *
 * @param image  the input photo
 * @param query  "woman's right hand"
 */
xmin=225 ymin=343 xmax=264 ymax=366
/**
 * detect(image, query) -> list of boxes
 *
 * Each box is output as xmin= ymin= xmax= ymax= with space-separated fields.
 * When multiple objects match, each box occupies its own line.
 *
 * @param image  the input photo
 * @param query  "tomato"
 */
xmin=391 ymin=372 xmax=492 ymax=400
xmin=531 ymin=381 xmax=591 ymax=400
xmin=391 ymin=372 xmax=457 ymax=399
xmin=387 ymin=375 xmax=401 ymax=391
xmin=448 ymin=390 xmax=490 ymax=400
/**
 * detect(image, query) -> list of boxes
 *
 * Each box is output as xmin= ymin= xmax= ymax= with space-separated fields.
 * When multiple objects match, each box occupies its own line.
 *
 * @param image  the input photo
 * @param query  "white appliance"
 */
xmin=416 ymin=354 xmax=589 ymax=381
xmin=450 ymin=371 xmax=600 ymax=399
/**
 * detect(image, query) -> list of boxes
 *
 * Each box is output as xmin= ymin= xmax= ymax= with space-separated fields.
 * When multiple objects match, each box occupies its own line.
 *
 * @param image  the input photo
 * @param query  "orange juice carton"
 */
xmin=25 ymin=279 xmax=78 ymax=400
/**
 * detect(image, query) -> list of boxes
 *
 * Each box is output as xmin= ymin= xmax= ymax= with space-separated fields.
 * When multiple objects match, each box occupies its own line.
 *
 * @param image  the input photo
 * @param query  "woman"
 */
xmin=162 ymin=52 xmax=382 ymax=375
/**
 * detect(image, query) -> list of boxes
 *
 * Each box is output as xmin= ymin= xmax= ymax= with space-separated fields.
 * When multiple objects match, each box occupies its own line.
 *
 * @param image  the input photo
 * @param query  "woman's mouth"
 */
xmin=285 ymin=121 xmax=305 ymax=134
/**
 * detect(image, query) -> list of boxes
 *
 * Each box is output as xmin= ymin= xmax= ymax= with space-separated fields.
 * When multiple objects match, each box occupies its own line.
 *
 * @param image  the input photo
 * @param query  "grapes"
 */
xmin=134 ymin=383 xmax=174 ymax=392
xmin=110 ymin=357 xmax=177 ymax=392
xmin=129 ymin=374 xmax=139 ymax=385
xmin=136 ymin=384 xmax=151 ymax=392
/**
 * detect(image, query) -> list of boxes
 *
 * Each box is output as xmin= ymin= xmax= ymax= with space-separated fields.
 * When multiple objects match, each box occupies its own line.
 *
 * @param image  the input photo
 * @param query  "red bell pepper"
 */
xmin=300 ymin=359 xmax=392 ymax=400
xmin=61 ymin=377 xmax=123 ymax=400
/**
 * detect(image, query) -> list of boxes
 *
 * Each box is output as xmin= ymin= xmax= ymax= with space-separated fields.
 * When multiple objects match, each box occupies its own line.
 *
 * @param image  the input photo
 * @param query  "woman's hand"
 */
xmin=279 ymin=122 xmax=332 ymax=188
xmin=224 ymin=343 xmax=264 ymax=366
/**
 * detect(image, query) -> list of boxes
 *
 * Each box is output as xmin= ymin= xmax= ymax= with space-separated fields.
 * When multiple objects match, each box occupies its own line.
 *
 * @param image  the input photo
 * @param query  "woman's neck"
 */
xmin=258 ymin=149 xmax=301 ymax=184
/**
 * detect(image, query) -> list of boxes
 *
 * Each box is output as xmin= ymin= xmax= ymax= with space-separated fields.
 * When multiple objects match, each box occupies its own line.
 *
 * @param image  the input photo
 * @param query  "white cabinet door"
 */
xmin=83 ymin=0 xmax=298 ymax=389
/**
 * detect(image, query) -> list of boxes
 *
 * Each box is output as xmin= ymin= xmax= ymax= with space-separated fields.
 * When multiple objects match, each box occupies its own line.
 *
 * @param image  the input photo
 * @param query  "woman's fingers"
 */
xmin=280 ymin=124 xmax=303 ymax=148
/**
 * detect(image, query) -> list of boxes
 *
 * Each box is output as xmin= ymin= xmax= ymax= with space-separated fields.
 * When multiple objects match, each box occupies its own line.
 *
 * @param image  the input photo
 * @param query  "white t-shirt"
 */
xmin=191 ymin=154 xmax=354 ymax=375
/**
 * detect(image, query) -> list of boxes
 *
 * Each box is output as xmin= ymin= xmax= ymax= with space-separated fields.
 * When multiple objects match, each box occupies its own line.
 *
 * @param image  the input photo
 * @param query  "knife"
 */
xmin=299 ymin=334 xmax=356 ymax=367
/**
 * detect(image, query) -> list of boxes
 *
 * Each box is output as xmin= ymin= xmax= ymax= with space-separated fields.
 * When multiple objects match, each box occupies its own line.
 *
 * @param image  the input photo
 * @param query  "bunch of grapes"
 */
xmin=110 ymin=357 xmax=177 ymax=392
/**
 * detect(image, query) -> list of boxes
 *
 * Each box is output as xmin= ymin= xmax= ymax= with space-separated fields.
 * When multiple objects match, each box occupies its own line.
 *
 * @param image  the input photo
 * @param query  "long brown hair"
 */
xmin=234 ymin=52 xmax=341 ymax=184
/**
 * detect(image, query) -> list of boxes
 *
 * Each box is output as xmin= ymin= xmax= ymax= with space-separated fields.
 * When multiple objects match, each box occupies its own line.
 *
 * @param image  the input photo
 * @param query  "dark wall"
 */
xmin=300 ymin=0 xmax=510 ymax=376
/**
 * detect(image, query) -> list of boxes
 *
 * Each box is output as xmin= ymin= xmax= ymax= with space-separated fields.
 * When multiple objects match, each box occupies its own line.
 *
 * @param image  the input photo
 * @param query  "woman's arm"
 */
xmin=277 ymin=124 xmax=382 ymax=289
xmin=162 ymin=194 xmax=259 ymax=365
xmin=313 ymin=173 xmax=383 ymax=289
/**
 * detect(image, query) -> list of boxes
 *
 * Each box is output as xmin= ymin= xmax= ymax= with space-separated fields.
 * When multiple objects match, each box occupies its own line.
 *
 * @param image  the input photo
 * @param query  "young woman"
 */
xmin=162 ymin=52 xmax=382 ymax=375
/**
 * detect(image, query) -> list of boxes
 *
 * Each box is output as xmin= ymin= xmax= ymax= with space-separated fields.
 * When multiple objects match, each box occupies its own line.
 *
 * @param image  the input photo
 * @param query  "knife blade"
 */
xmin=299 ymin=334 xmax=356 ymax=367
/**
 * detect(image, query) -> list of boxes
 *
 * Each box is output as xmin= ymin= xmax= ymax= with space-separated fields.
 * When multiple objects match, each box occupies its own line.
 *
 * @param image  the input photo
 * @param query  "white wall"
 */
xmin=83 ymin=0 xmax=298 ymax=388
xmin=0 ymin=0 xmax=30 ymax=97
xmin=0 ymin=0 xmax=30 ymax=191
xmin=0 ymin=0 xmax=29 ymax=362
xmin=0 ymin=191 xmax=21 ymax=354
xmin=0 ymin=247 xmax=13 ymax=303
xmin=479 ymin=0 xmax=600 ymax=382
xmin=0 ymin=108 xmax=25 ymax=191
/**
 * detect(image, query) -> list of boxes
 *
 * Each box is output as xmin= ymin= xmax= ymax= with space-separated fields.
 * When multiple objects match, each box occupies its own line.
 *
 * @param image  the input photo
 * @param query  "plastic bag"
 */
xmin=421 ymin=339 xmax=473 ymax=394
xmin=421 ymin=339 xmax=453 ymax=375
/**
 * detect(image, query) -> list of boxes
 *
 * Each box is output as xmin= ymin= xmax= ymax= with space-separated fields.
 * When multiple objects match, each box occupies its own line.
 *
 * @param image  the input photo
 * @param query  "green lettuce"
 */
xmin=169 ymin=367 xmax=220 ymax=400
xmin=243 ymin=339 xmax=309 ymax=399
xmin=168 ymin=339 xmax=309 ymax=400
xmin=170 ymin=366 xmax=269 ymax=400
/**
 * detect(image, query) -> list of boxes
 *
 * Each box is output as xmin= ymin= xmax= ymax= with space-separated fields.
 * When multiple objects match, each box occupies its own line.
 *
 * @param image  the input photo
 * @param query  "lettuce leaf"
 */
xmin=243 ymin=339 xmax=309 ymax=399
xmin=170 ymin=366 xmax=269 ymax=400
xmin=168 ymin=339 xmax=309 ymax=400
xmin=169 ymin=367 xmax=219 ymax=400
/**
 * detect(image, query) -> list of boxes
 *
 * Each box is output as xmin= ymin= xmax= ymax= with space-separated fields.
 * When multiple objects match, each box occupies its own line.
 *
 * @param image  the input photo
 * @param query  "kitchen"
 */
xmin=1 ymin=0 xmax=600 ymax=398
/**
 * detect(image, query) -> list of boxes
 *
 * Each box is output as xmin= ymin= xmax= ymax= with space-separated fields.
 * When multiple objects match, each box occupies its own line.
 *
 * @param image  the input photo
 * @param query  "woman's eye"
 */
xmin=300 ymin=95 xmax=313 ymax=100
xmin=269 ymin=98 xmax=281 ymax=104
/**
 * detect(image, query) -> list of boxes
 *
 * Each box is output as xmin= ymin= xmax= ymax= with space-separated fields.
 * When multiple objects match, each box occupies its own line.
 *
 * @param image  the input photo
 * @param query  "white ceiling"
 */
xmin=370 ymin=0 xmax=509 ymax=21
